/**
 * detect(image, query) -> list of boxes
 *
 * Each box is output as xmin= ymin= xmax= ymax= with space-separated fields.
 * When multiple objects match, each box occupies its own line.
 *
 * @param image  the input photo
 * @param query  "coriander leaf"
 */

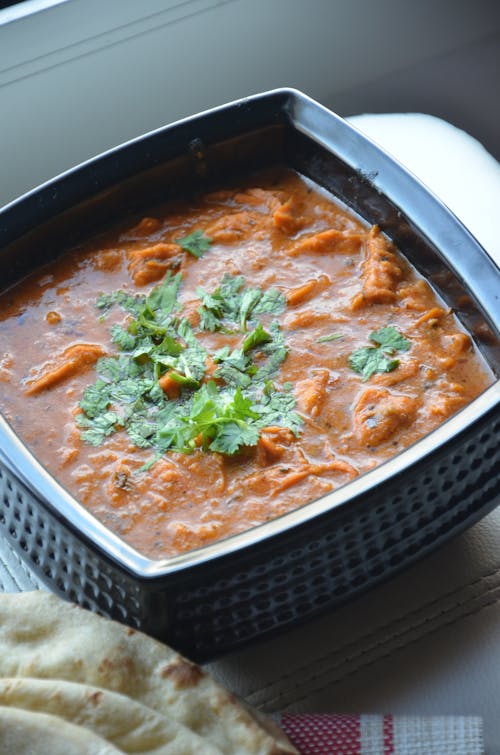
xmin=238 ymin=288 xmax=263 ymax=331
xmin=127 ymin=415 xmax=157 ymax=448
xmin=197 ymin=275 xmax=285 ymax=333
xmin=213 ymin=346 xmax=231 ymax=363
xmin=317 ymin=333 xmax=343 ymax=343
xmin=146 ymin=271 xmax=181 ymax=314
xmin=175 ymin=230 xmax=212 ymax=258
xmin=96 ymin=290 xmax=144 ymax=316
xmin=370 ymin=326 xmax=410 ymax=353
xmin=168 ymin=371 xmax=200 ymax=389
xmin=242 ymin=323 xmax=272 ymax=353
xmin=210 ymin=422 xmax=260 ymax=455
xmin=229 ymin=387 xmax=260 ymax=421
xmin=221 ymin=348 xmax=247 ymax=371
xmin=177 ymin=341 xmax=207 ymax=382
xmin=349 ymin=346 xmax=399 ymax=381
xmin=108 ymin=377 xmax=155 ymax=404
xmin=216 ymin=366 xmax=252 ymax=387
xmin=79 ymin=380 xmax=110 ymax=419
xmin=213 ymin=347 xmax=251 ymax=387
xmin=253 ymin=288 xmax=287 ymax=316
xmin=76 ymin=411 xmax=119 ymax=446
xmin=219 ymin=274 xmax=245 ymax=300
xmin=97 ymin=355 xmax=142 ymax=383
xmin=111 ymin=325 xmax=137 ymax=351
xmin=258 ymin=390 xmax=303 ymax=435
xmin=255 ymin=347 xmax=287 ymax=380
xmin=198 ymin=306 xmax=219 ymax=332
xmin=157 ymin=334 xmax=184 ymax=357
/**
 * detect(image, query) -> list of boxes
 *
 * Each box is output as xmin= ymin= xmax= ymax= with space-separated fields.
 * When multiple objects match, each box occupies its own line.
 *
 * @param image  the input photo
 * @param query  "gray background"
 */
xmin=0 ymin=0 xmax=499 ymax=207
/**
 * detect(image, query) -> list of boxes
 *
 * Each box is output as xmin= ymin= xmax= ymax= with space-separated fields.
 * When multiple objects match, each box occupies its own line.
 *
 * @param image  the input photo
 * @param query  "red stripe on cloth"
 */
xmin=383 ymin=714 xmax=394 ymax=754
xmin=281 ymin=713 xmax=362 ymax=754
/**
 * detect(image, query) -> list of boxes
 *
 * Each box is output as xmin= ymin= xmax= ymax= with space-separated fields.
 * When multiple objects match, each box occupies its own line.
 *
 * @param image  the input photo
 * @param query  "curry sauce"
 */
xmin=0 ymin=170 xmax=493 ymax=558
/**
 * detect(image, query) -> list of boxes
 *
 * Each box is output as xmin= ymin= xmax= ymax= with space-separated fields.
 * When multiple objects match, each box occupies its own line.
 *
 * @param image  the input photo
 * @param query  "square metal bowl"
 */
xmin=0 ymin=89 xmax=499 ymax=660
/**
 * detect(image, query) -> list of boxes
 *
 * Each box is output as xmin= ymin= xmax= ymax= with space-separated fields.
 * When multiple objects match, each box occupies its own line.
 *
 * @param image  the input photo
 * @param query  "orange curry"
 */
xmin=0 ymin=170 xmax=492 ymax=558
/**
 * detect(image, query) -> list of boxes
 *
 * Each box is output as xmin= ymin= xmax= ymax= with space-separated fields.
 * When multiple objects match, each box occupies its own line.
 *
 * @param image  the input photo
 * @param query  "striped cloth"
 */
xmin=279 ymin=714 xmax=483 ymax=754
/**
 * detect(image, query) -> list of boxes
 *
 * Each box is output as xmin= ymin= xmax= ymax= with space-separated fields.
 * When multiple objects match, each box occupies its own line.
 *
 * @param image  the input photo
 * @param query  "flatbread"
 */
xmin=0 ymin=705 xmax=121 ymax=755
xmin=0 ymin=591 xmax=297 ymax=755
xmin=0 ymin=677 xmax=222 ymax=754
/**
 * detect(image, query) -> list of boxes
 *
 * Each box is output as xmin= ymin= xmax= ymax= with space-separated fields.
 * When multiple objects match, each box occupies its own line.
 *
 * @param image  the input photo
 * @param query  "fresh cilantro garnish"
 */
xmin=175 ymin=230 xmax=212 ymax=258
xmin=96 ymin=290 xmax=144 ymax=316
xmin=349 ymin=348 xmax=400 ymax=381
xmin=369 ymin=327 xmax=410 ymax=352
xmin=214 ymin=347 xmax=252 ymax=387
xmin=349 ymin=326 xmax=411 ymax=380
xmin=242 ymin=323 xmax=272 ymax=353
xmin=257 ymin=384 xmax=303 ymax=436
xmin=146 ymin=271 xmax=182 ymax=313
xmin=111 ymin=325 xmax=136 ymax=351
xmin=79 ymin=380 xmax=111 ymax=419
xmin=78 ymin=272 xmax=301 ymax=464
xmin=197 ymin=274 xmax=286 ymax=332
xmin=317 ymin=333 xmax=343 ymax=343
xmin=76 ymin=411 xmax=119 ymax=446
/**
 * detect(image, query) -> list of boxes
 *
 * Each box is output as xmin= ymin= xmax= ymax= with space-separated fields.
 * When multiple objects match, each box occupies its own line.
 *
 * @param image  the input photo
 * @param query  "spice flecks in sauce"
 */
xmin=0 ymin=170 xmax=492 ymax=558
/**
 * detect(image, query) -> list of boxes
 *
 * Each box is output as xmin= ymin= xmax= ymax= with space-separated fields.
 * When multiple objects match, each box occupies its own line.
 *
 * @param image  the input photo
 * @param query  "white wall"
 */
xmin=0 ymin=0 xmax=499 ymax=206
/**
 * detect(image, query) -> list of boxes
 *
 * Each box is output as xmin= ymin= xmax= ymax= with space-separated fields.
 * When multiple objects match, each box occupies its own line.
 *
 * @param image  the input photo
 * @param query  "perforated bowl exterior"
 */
xmin=0 ymin=89 xmax=499 ymax=660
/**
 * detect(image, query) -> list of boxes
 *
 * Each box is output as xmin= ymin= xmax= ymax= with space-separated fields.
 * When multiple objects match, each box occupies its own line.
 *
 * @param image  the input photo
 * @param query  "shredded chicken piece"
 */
xmin=372 ymin=359 xmax=419 ymax=387
xmin=353 ymin=387 xmax=419 ymax=446
xmin=25 ymin=344 xmax=105 ymax=395
xmin=351 ymin=226 xmax=403 ymax=309
xmin=441 ymin=332 xmax=471 ymax=355
xmin=128 ymin=242 xmax=182 ymax=285
xmin=289 ymin=229 xmax=363 ymax=257
xmin=256 ymin=426 xmax=295 ymax=465
xmin=295 ymin=369 xmax=331 ymax=417
xmin=273 ymin=195 xmax=308 ymax=234
xmin=412 ymin=307 xmax=449 ymax=328
xmin=205 ymin=211 xmax=264 ymax=243
xmin=286 ymin=275 xmax=330 ymax=306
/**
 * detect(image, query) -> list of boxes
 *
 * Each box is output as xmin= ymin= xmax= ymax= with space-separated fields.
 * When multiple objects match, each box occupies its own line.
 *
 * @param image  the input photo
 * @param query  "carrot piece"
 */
xmin=25 ymin=344 xmax=105 ymax=395
xmin=158 ymin=371 xmax=182 ymax=400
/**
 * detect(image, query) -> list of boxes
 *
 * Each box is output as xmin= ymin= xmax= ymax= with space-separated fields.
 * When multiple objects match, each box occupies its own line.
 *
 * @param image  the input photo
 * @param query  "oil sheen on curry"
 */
xmin=0 ymin=170 xmax=492 ymax=558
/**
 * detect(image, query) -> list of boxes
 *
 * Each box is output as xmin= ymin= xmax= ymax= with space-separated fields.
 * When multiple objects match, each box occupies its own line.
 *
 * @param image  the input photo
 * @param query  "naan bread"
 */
xmin=0 ymin=591 xmax=297 ymax=755
xmin=0 ymin=705 xmax=121 ymax=755
xmin=0 ymin=677 xmax=222 ymax=754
